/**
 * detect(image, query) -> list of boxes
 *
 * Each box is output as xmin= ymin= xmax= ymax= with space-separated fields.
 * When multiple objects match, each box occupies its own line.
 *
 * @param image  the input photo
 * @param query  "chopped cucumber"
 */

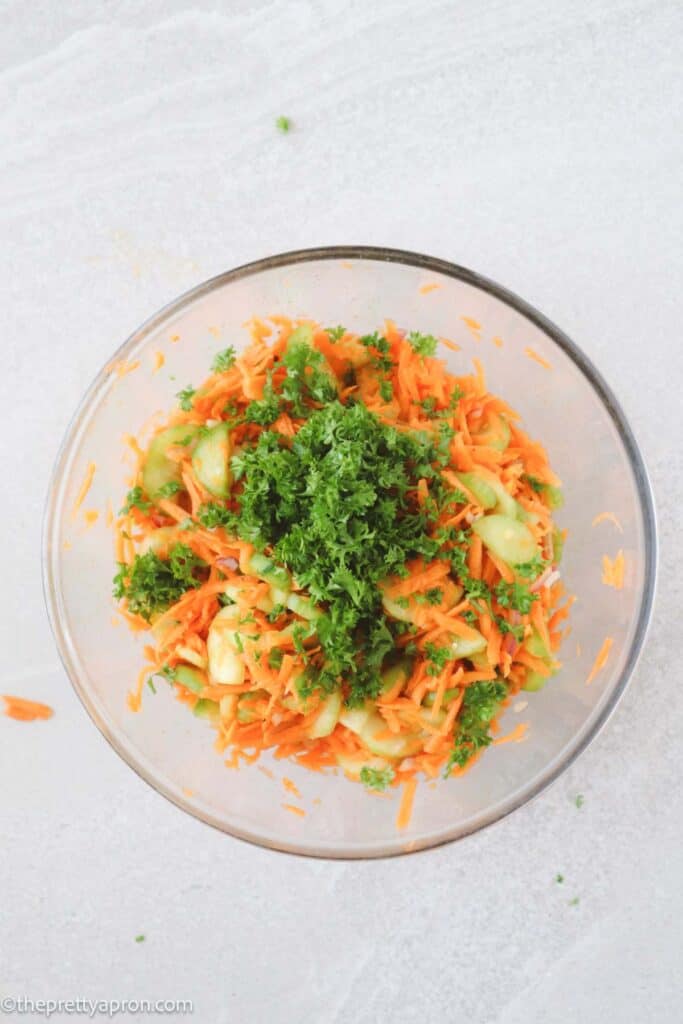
xmin=286 ymin=593 xmax=321 ymax=622
xmin=207 ymin=605 xmax=256 ymax=686
xmin=192 ymin=422 xmax=232 ymax=498
xmin=456 ymin=472 xmax=497 ymax=510
xmin=450 ymin=630 xmax=487 ymax=658
xmin=471 ymin=410 xmax=511 ymax=451
xmin=423 ymin=687 xmax=460 ymax=708
xmin=142 ymin=424 xmax=200 ymax=499
xmin=241 ymin=551 xmax=292 ymax=592
xmin=174 ymin=664 xmax=207 ymax=693
xmin=553 ymin=526 xmax=565 ymax=564
xmin=193 ymin=698 xmax=219 ymax=721
xmin=523 ymin=670 xmax=549 ymax=692
xmin=472 ymin=514 xmax=537 ymax=566
xmin=222 ymin=581 xmax=274 ymax=615
xmin=140 ymin=526 xmax=180 ymax=558
xmin=526 ymin=628 xmax=552 ymax=660
xmin=380 ymin=657 xmax=413 ymax=695
xmin=339 ymin=705 xmax=422 ymax=759
xmin=237 ymin=690 xmax=269 ymax=723
xmin=307 ymin=691 xmax=342 ymax=739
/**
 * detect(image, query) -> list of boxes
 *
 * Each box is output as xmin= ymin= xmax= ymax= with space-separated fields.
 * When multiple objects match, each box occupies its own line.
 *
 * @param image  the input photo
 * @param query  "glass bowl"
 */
xmin=43 ymin=247 xmax=657 ymax=858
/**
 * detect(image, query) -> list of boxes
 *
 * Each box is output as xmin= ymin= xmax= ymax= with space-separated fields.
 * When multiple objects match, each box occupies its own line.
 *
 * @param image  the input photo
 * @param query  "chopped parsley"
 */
xmin=575 ymin=794 xmax=585 ymax=809
xmin=176 ymin=385 xmax=196 ymax=411
xmin=424 ymin=642 xmax=455 ymax=677
xmin=407 ymin=331 xmax=438 ymax=358
xmin=359 ymin=766 xmax=395 ymax=791
xmin=135 ymin=935 xmax=146 ymax=943
xmin=113 ymin=544 xmax=207 ymax=621
xmin=379 ymin=379 xmax=394 ymax=402
xmin=120 ymin=486 xmax=151 ymax=515
xmin=156 ymin=480 xmax=182 ymax=499
xmin=275 ymin=115 xmax=292 ymax=133
xmin=495 ymin=580 xmax=538 ymax=615
xmin=198 ymin=502 xmax=236 ymax=530
xmin=267 ymin=648 xmax=284 ymax=670
xmin=445 ymin=680 xmax=507 ymax=775
xmin=326 ymin=325 xmax=346 ymax=342
xmin=211 ymin=346 xmax=236 ymax=373
xmin=515 ymin=554 xmax=548 ymax=580
xmin=556 ymin=873 xmax=564 ymax=884
xmin=568 ymin=897 xmax=580 ymax=907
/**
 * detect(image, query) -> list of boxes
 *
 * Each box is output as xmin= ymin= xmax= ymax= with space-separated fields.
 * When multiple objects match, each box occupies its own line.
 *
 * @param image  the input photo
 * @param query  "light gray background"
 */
xmin=1 ymin=2 xmax=681 ymax=1022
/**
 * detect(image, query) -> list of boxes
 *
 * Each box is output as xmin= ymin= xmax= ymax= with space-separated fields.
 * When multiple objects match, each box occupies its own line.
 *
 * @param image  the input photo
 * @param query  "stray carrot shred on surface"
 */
xmin=419 ymin=282 xmax=441 ymax=295
xmin=282 ymin=777 xmax=302 ymax=798
xmin=586 ymin=637 xmax=614 ymax=685
xmin=114 ymin=359 xmax=141 ymax=378
xmin=2 ymin=696 xmax=53 ymax=722
xmin=83 ymin=509 xmax=99 ymax=528
xmin=71 ymin=462 xmax=96 ymax=518
xmin=152 ymin=351 xmax=165 ymax=372
xmin=592 ymin=511 xmax=623 ymax=532
xmin=493 ymin=722 xmax=529 ymax=745
xmin=524 ymin=347 xmax=552 ymax=370
xmin=602 ymin=551 xmax=625 ymax=589
xmin=282 ymin=803 xmax=305 ymax=818
xmin=396 ymin=778 xmax=417 ymax=830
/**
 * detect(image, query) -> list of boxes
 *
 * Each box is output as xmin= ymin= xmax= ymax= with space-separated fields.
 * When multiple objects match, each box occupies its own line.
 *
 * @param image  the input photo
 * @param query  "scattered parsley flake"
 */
xmin=276 ymin=115 xmax=292 ymax=133
xmin=156 ymin=480 xmax=182 ymax=499
xmin=407 ymin=331 xmax=438 ymax=358
xmin=176 ymin=385 xmax=196 ymax=411
xmin=575 ymin=794 xmax=585 ymax=809
xmin=556 ymin=873 xmax=564 ymax=884
xmin=135 ymin=935 xmax=145 ymax=943
xmin=211 ymin=346 xmax=236 ymax=373
xmin=120 ymin=486 xmax=151 ymax=515
xmin=113 ymin=544 xmax=207 ymax=622
xmin=326 ymin=325 xmax=346 ymax=342
xmin=360 ymin=766 xmax=395 ymax=791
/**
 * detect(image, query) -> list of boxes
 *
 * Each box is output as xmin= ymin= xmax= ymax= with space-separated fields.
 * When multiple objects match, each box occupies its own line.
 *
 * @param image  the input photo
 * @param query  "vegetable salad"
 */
xmin=114 ymin=318 xmax=569 ymax=788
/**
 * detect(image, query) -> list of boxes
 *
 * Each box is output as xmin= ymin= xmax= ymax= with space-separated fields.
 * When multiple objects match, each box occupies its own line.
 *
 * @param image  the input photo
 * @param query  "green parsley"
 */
xmin=575 ymin=794 xmax=585 ymax=809
xmin=379 ymin=379 xmax=394 ymax=402
xmin=113 ymin=544 xmax=207 ymax=622
xmin=445 ymin=680 xmax=508 ymax=775
xmin=146 ymin=678 xmax=157 ymax=694
xmin=556 ymin=873 xmax=564 ymax=884
xmin=407 ymin=331 xmax=438 ymax=358
xmin=198 ymin=502 xmax=235 ymax=530
xmin=424 ymin=642 xmax=455 ymax=677
xmin=211 ymin=346 xmax=236 ymax=373
xmin=495 ymin=579 xmax=538 ymax=615
xmin=359 ymin=766 xmax=395 ymax=791
xmin=568 ymin=897 xmax=580 ymax=907
xmin=359 ymin=332 xmax=394 ymax=372
xmin=156 ymin=480 xmax=182 ymax=499
xmin=275 ymin=115 xmax=292 ymax=133
xmin=326 ymin=325 xmax=346 ymax=342
xmin=515 ymin=553 xmax=548 ymax=580
xmin=176 ymin=385 xmax=196 ymax=411
xmin=135 ymin=935 xmax=145 ymax=943
xmin=120 ymin=486 xmax=151 ymax=515
xmin=244 ymin=375 xmax=282 ymax=426
xmin=267 ymin=648 xmax=284 ymax=670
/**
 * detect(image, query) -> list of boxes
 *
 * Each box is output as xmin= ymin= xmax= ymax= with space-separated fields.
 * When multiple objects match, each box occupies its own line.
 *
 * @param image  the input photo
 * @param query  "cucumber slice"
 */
xmin=174 ymin=645 xmax=207 ymax=670
xmin=523 ymin=670 xmax=549 ymax=692
xmin=241 ymin=551 xmax=292 ymax=592
xmin=193 ymin=698 xmax=219 ymax=721
xmin=143 ymin=424 xmax=200 ymax=499
xmin=340 ymin=706 xmax=422 ymax=759
xmin=174 ymin=664 xmax=207 ymax=693
xmin=472 ymin=514 xmax=537 ymax=566
xmin=450 ymin=631 xmax=487 ymax=658
xmin=307 ymin=691 xmax=342 ymax=739
xmin=380 ymin=657 xmax=413 ymax=695
xmin=192 ymin=422 xmax=232 ymax=498
xmin=423 ymin=687 xmax=460 ymax=708
xmin=456 ymin=472 xmax=497 ymax=510
xmin=140 ymin=526 xmax=181 ymax=557
xmin=471 ymin=410 xmax=511 ymax=452
xmin=553 ymin=526 xmax=565 ymax=564
xmin=207 ymin=605 xmax=255 ymax=686
xmin=286 ymin=593 xmax=321 ymax=622
xmin=237 ymin=690 xmax=269 ymax=724
xmin=526 ymin=628 xmax=551 ymax=660
xmin=335 ymin=751 xmax=391 ymax=780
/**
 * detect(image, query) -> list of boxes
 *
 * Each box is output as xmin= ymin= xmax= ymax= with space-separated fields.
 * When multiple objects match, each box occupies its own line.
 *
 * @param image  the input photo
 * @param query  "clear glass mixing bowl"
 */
xmin=43 ymin=247 xmax=657 ymax=858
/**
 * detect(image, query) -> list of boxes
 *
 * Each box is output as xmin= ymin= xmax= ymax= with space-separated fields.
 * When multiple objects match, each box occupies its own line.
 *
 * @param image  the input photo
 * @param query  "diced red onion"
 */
xmin=530 ymin=567 xmax=553 ymax=592
xmin=216 ymin=556 xmax=239 ymax=571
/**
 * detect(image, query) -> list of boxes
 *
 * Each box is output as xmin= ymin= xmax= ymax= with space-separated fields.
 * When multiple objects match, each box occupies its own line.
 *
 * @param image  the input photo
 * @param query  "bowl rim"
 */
xmin=42 ymin=245 xmax=658 ymax=859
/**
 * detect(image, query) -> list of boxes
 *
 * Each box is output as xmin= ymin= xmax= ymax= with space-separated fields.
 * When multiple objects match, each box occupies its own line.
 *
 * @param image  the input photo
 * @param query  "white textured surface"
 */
xmin=1 ymin=2 xmax=681 ymax=1022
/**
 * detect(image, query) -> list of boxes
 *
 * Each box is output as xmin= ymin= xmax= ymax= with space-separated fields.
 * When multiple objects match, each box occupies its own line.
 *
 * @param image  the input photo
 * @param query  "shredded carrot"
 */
xmin=282 ymin=803 xmax=305 ymax=818
xmin=152 ymin=351 xmax=165 ymax=372
xmin=493 ymin=722 xmax=529 ymax=745
xmin=602 ymin=550 xmax=625 ymax=589
xmin=113 ymin=315 xmax=571 ymax=794
xmin=170 ymin=333 xmax=180 ymax=343
xmin=586 ymin=637 xmax=614 ymax=685
xmin=419 ymin=282 xmax=441 ymax=295
xmin=83 ymin=509 xmax=99 ymax=528
xmin=113 ymin=359 xmax=141 ymax=378
xmin=2 ymin=696 xmax=53 ymax=722
xmin=524 ymin=347 xmax=552 ymax=370
xmin=396 ymin=778 xmax=417 ymax=830
xmin=492 ymin=336 xmax=504 ymax=348
xmin=592 ymin=511 xmax=623 ymax=532
xmin=71 ymin=462 xmax=96 ymax=518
